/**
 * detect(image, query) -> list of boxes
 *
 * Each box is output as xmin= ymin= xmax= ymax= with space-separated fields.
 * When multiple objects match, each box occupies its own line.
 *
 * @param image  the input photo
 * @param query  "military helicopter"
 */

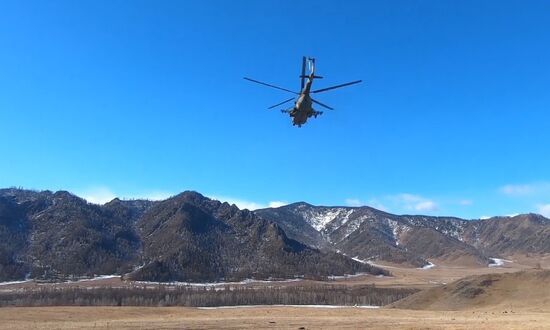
xmin=244 ymin=57 xmax=361 ymax=127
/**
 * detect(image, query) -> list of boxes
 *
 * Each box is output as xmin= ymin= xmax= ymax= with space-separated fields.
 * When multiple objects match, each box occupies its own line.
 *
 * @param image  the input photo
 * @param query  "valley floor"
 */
xmin=2 ymin=255 xmax=548 ymax=329
xmin=0 ymin=306 xmax=549 ymax=330
xmin=0 ymin=253 xmax=540 ymax=291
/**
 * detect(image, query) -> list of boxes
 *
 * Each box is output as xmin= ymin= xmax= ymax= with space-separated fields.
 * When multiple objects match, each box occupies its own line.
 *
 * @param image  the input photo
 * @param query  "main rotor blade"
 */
xmin=243 ymin=77 xmax=298 ymax=94
xmin=268 ymin=97 xmax=295 ymax=109
xmin=311 ymin=98 xmax=334 ymax=110
xmin=311 ymin=80 xmax=362 ymax=93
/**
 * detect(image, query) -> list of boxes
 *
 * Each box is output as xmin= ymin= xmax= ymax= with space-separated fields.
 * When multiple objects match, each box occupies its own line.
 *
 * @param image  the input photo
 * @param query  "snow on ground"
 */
xmin=419 ymin=261 xmax=435 ymax=270
xmin=488 ymin=258 xmax=512 ymax=267
xmin=1 ymin=276 xmax=304 ymax=287
xmin=352 ymin=256 xmax=367 ymax=264
xmin=327 ymin=273 xmax=372 ymax=280
xmin=386 ymin=219 xmax=412 ymax=246
xmin=0 ymin=279 xmax=32 ymax=286
xmin=77 ymin=275 xmax=120 ymax=282
xmin=342 ymin=216 xmax=367 ymax=239
xmin=440 ymin=227 xmax=464 ymax=242
xmin=387 ymin=219 xmax=400 ymax=246
xmin=300 ymin=208 xmax=353 ymax=231
xmin=338 ymin=209 xmax=355 ymax=227
xmin=365 ymin=260 xmax=397 ymax=269
xmin=135 ymin=278 xmax=304 ymax=287
xmin=197 ymin=304 xmax=380 ymax=309
xmin=0 ymin=275 xmax=121 ymax=286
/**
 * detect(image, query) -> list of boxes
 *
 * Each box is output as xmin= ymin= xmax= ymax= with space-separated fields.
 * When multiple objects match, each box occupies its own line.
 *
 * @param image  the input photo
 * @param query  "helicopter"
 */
xmin=244 ymin=57 xmax=362 ymax=127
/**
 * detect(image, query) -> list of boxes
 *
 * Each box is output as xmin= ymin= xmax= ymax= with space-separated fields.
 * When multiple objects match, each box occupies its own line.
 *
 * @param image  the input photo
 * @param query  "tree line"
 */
xmin=0 ymin=284 xmax=417 ymax=307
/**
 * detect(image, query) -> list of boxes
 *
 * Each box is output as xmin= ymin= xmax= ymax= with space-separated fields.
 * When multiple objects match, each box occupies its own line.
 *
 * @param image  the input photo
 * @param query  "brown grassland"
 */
xmin=1 ymin=254 xmax=549 ymax=329
xmin=0 ymin=306 xmax=549 ymax=329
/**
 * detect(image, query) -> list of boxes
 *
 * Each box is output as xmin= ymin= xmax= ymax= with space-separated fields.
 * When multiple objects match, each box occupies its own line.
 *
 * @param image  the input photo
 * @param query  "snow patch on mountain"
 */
xmin=386 ymin=219 xmax=411 ymax=246
xmin=298 ymin=207 xmax=353 ymax=231
xmin=439 ymin=227 xmax=465 ymax=242
xmin=342 ymin=216 xmax=367 ymax=239
xmin=419 ymin=261 xmax=435 ymax=270
xmin=488 ymin=258 xmax=512 ymax=267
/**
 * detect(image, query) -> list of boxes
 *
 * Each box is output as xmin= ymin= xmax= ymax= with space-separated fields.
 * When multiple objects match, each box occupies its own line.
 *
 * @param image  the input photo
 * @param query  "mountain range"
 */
xmin=1 ymin=188 xmax=549 ymax=282
xmin=256 ymin=203 xmax=550 ymax=267
xmin=0 ymin=188 xmax=382 ymax=282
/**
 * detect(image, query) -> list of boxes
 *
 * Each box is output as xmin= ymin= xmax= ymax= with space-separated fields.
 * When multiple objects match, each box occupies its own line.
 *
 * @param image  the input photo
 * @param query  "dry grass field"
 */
xmin=392 ymin=270 xmax=550 ymax=311
xmin=1 ymin=255 xmax=549 ymax=329
xmin=0 ymin=306 xmax=549 ymax=330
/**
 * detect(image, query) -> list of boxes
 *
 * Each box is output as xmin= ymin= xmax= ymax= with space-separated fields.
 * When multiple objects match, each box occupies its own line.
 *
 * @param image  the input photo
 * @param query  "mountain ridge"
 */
xmin=255 ymin=203 xmax=550 ymax=268
xmin=0 ymin=188 xmax=385 ymax=282
xmin=2 ymin=187 xmax=549 ymax=282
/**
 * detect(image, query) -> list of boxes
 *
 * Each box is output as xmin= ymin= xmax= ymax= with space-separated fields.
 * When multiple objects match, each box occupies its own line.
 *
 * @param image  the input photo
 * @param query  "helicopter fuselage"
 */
xmin=290 ymin=74 xmax=316 ymax=127
xmin=244 ymin=56 xmax=361 ymax=127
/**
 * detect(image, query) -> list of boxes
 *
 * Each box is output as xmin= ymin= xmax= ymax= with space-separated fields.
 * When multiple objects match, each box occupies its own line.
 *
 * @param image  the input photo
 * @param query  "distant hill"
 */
xmin=0 ymin=189 xmax=149 ymax=281
xmin=391 ymin=270 xmax=550 ymax=311
xmin=255 ymin=203 xmax=550 ymax=267
xmin=0 ymin=188 xmax=384 ymax=282
xmin=2 ymin=187 xmax=550 ymax=283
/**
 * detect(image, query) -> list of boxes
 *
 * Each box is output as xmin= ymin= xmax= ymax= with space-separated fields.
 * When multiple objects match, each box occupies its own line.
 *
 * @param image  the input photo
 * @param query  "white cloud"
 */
xmin=345 ymin=198 xmax=363 ymax=207
xmin=537 ymin=204 xmax=550 ymax=218
xmin=367 ymin=199 xmax=388 ymax=212
xmin=345 ymin=194 xmax=435 ymax=213
xmin=208 ymin=195 xmax=266 ymax=210
xmin=458 ymin=199 xmax=473 ymax=206
xmin=79 ymin=188 xmax=285 ymax=211
xmin=208 ymin=195 xmax=287 ymax=210
xmin=76 ymin=186 xmax=174 ymax=205
xmin=347 ymin=194 xmax=436 ymax=213
xmin=268 ymin=201 xmax=288 ymax=208
xmin=500 ymin=184 xmax=537 ymax=196
xmin=78 ymin=187 xmax=117 ymax=205
xmin=415 ymin=200 xmax=438 ymax=212
xmin=391 ymin=193 xmax=438 ymax=212
xmin=500 ymin=182 xmax=550 ymax=196
xmin=345 ymin=198 xmax=388 ymax=211
xmin=129 ymin=191 xmax=174 ymax=201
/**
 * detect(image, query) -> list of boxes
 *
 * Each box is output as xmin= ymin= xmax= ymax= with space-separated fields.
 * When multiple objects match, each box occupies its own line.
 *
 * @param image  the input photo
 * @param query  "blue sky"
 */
xmin=1 ymin=0 xmax=550 ymax=218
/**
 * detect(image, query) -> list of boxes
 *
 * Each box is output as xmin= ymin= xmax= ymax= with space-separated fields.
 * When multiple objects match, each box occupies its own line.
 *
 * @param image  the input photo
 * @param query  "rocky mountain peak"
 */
xmin=0 ymin=188 xmax=384 ymax=282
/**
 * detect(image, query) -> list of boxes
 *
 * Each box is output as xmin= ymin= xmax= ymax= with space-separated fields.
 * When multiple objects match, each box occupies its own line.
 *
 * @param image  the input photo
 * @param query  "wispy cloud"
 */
xmin=346 ymin=198 xmax=388 ymax=211
xmin=208 ymin=195 xmax=265 ymax=210
xmin=345 ymin=198 xmax=364 ymax=207
xmin=458 ymin=199 xmax=473 ymax=206
xmin=390 ymin=193 xmax=439 ymax=212
xmin=268 ymin=201 xmax=288 ymax=208
xmin=498 ymin=182 xmax=550 ymax=217
xmin=500 ymin=182 xmax=550 ymax=196
xmin=77 ymin=186 xmax=117 ymax=204
xmin=415 ymin=200 xmax=438 ymax=212
xmin=368 ymin=199 xmax=388 ymax=211
xmin=208 ymin=195 xmax=288 ymax=210
xmin=346 ymin=194 xmax=436 ymax=213
xmin=538 ymin=204 xmax=550 ymax=218
xmin=500 ymin=184 xmax=536 ymax=196
xmin=76 ymin=186 xmax=174 ymax=205
xmin=130 ymin=191 xmax=174 ymax=201
xmin=78 ymin=188 xmax=287 ymax=210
